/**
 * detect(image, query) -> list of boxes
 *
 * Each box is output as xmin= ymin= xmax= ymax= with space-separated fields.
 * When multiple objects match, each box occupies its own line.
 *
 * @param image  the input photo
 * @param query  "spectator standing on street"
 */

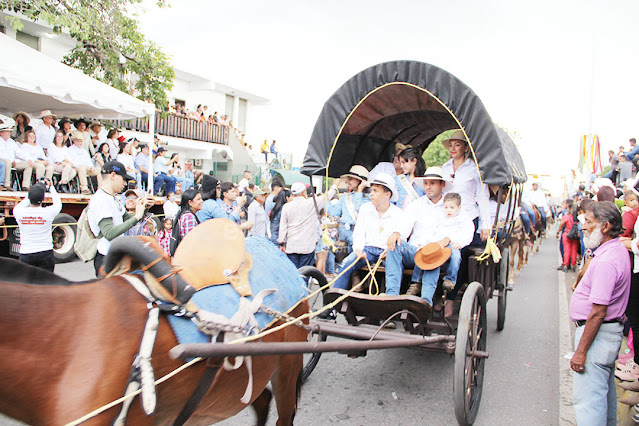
xmin=13 ymin=179 xmax=61 ymax=271
xmin=247 ymin=187 xmax=270 ymax=238
xmin=265 ymin=180 xmax=284 ymax=218
xmin=569 ymin=201 xmax=630 ymax=425
xmin=88 ymin=161 xmax=149 ymax=275
xmin=269 ymin=188 xmax=289 ymax=244
xmin=278 ymin=181 xmax=319 ymax=268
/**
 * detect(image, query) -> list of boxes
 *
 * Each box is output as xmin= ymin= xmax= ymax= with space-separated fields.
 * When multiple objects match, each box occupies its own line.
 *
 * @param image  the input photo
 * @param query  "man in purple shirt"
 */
xmin=569 ymin=201 xmax=630 ymax=425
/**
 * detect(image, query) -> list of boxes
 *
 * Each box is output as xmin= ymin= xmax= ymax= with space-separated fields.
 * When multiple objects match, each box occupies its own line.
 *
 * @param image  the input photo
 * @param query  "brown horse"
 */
xmin=0 ymin=258 xmax=307 ymax=425
xmin=529 ymin=204 xmax=545 ymax=255
xmin=505 ymin=217 xmax=526 ymax=285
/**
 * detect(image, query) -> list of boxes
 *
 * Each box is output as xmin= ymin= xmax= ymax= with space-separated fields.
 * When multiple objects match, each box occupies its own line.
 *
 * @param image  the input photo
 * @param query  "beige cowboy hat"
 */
xmin=440 ymin=129 xmax=470 ymax=149
xmin=340 ymin=165 xmax=369 ymax=182
xmin=37 ymin=109 xmax=57 ymax=119
xmin=89 ymin=121 xmax=103 ymax=129
xmin=414 ymin=243 xmax=452 ymax=271
xmin=12 ymin=111 xmax=30 ymax=125
xmin=252 ymin=187 xmax=268 ymax=196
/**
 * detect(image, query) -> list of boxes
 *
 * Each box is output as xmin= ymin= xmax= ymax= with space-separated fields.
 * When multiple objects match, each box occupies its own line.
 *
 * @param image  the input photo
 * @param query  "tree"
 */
xmin=2 ymin=0 xmax=175 ymax=109
xmin=422 ymin=129 xmax=456 ymax=167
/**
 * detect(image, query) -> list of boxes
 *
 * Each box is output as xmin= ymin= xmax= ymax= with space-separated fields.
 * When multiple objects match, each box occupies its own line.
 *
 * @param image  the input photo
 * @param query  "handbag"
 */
xmin=567 ymin=224 xmax=580 ymax=240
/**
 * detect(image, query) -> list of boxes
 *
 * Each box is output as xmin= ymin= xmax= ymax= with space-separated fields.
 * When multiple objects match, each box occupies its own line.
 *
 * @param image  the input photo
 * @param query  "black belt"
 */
xmin=574 ymin=318 xmax=623 ymax=327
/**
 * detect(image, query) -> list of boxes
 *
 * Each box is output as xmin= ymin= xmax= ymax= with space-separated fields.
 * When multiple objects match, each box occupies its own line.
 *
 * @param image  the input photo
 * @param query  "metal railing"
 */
xmin=108 ymin=113 xmax=229 ymax=144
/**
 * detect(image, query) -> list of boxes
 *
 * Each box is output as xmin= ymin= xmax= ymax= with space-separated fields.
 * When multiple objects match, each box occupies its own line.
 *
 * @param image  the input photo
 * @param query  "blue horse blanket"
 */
xmin=167 ymin=236 xmax=307 ymax=345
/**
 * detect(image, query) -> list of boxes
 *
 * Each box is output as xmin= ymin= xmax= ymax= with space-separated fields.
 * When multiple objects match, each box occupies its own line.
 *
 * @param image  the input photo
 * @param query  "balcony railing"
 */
xmin=108 ymin=113 xmax=229 ymax=144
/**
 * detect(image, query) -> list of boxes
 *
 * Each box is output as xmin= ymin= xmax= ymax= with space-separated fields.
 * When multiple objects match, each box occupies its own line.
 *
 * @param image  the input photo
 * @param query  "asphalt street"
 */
xmin=0 ymin=233 xmax=574 ymax=425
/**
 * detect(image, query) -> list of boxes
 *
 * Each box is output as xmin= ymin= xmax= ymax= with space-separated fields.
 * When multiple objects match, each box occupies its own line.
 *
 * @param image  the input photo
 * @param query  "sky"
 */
xmin=137 ymin=0 xmax=639 ymax=181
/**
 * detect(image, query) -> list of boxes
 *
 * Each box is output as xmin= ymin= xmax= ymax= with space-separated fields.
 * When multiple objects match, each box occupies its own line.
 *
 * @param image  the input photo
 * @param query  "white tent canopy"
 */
xmin=0 ymin=33 xmax=154 ymax=119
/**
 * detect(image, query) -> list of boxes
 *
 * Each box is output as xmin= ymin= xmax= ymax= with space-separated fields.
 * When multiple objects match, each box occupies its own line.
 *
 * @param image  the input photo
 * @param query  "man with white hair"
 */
xmin=0 ymin=121 xmax=20 ymax=190
xmin=35 ymin=110 xmax=57 ymax=150
xmin=569 ymin=201 xmax=630 ymax=424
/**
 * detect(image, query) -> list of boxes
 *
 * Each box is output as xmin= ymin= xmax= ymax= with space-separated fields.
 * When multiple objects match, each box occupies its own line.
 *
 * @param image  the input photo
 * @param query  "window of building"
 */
xmin=225 ymin=95 xmax=234 ymax=120
xmin=16 ymin=30 xmax=40 ymax=51
xmin=238 ymin=98 xmax=247 ymax=131
xmin=0 ymin=25 xmax=6 ymax=34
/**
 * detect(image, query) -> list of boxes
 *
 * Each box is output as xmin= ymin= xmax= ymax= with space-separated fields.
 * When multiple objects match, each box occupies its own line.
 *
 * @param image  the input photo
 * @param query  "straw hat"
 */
xmin=0 ymin=121 xmax=15 ymax=132
xmin=414 ymin=243 xmax=452 ymax=271
xmin=416 ymin=166 xmax=450 ymax=182
xmin=440 ymin=129 xmax=469 ymax=149
xmin=340 ymin=165 xmax=369 ymax=182
xmin=13 ymin=111 xmax=30 ymax=125
xmin=37 ymin=110 xmax=57 ymax=120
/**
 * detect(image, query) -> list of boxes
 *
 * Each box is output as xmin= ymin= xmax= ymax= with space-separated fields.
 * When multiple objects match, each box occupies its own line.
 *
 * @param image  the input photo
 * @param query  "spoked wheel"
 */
xmin=298 ymin=266 xmax=328 ymax=382
xmin=497 ymin=248 xmax=509 ymax=331
xmin=454 ymin=281 xmax=487 ymax=426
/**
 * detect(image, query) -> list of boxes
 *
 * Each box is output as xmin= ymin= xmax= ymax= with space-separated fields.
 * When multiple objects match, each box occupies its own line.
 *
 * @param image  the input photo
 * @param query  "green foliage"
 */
xmin=422 ymin=129 xmax=456 ymax=167
xmin=2 ymin=0 xmax=174 ymax=109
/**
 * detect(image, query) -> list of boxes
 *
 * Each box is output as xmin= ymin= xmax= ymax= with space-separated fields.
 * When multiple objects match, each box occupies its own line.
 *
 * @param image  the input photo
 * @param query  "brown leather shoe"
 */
xmin=406 ymin=282 xmax=421 ymax=296
xmin=442 ymin=280 xmax=455 ymax=293
xmin=444 ymin=300 xmax=455 ymax=318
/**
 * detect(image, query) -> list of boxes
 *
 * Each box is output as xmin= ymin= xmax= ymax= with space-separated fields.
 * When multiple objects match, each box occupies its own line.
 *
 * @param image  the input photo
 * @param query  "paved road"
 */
xmin=1 ymin=234 xmax=574 ymax=425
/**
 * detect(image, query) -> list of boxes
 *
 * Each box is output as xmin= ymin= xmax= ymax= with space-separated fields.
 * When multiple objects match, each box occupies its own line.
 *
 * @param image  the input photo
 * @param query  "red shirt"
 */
xmin=622 ymin=207 xmax=639 ymax=237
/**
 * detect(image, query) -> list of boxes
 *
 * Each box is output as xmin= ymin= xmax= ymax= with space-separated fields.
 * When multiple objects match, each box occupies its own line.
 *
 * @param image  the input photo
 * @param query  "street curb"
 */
xmin=558 ymin=267 xmax=577 ymax=425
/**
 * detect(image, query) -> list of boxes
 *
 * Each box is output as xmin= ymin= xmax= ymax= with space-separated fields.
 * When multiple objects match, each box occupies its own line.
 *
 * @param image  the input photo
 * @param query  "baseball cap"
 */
xmin=102 ymin=161 xmax=134 ymax=181
xmin=28 ymin=183 xmax=46 ymax=205
xmin=291 ymin=181 xmax=306 ymax=196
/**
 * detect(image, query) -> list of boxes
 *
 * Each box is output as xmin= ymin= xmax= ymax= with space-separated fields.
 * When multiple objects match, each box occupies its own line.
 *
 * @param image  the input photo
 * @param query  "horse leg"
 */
xmin=508 ymin=243 xmax=516 ymax=284
xmin=517 ymin=239 xmax=524 ymax=275
xmin=271 ymin=353 xmax=303 ymax=426
xmin=251 ymin=387 xmax=273 ymax=426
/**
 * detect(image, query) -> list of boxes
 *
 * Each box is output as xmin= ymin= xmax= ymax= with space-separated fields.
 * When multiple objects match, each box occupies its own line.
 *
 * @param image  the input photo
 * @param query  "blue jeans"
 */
xmin=333 ymin=247 xmax=388 ymax=294
xmin=539 ymin=208 xmax=547 ymax=229
xmin=326 ymin=250 xmax=335 ymax=274
xmin=0 ymin=160 xmax=5 ymax=186
xmin=140 ymin=172 xmax=165 ymax=194
xmin=287 ymin=252 xmax=315 ymax=269
xmin=386 ymin=242 xmax=438 ymax=304
xmin=334 ymin=247 xmax=384 ymax=290
xmin=519 ymin=207 xmax=531 ymax=234
xmin=270 ymin=217 xmax=280 ymax=244
xmin=338 ymin=227 xmax=354 ymax=251
xmin=573 ymin=322 xmax=623 ymax=426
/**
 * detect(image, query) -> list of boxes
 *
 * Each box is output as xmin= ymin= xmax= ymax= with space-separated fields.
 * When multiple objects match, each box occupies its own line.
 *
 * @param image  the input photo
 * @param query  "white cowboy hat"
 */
xmin=416 ymin=166 xmax=450 ymax=182
xmin=369 ymin=172 xmax=398 ymax=202
xmin=340 ymin=165 xmax=369 ymax=182
xmin=37 ymin=109 xmax=58 ymax=119
xmin=0 ymin=120 xmax=15 ymax=132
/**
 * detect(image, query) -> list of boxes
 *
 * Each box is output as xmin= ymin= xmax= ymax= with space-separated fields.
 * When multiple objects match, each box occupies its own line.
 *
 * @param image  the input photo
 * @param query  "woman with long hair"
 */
xmin=440 ymin=129 xmax=490 ymax=245
xmin=17 ymin=130 xmax=53 ymax=190
xmin=394 ymin=146 xmax=426 ymax=209
xmin=93 ymin=142 xmax=111 ymax=167
xmin=12 ymin=112 xmax=32 ymax=143
xmin=105 ymin=128 xmax=119 ymax=159
xmin=557 ymin=202 xmax=579 ymax=272
xmin=47 ymin=131 xmax=77 ymax=193
xmin=174 ymin=188 xmax=203 ymax=241
xmin=269 ymin=189 xmax=291 ymax=244
xmin=58 ymin=118 xmax=73 ymax=146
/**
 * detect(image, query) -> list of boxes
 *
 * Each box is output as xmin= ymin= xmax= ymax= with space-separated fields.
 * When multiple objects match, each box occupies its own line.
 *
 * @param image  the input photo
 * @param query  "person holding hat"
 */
xmin=441 ymin=129 xmax=491 ymax=245
xmin=68 ymin=131 xmax=102 ymax=194
xmin=87 ymin=161 xmax=151 ymax=275
xmin=278 ymin=181 xmax=320 ymax=269
xmin=247 ymin=187 xmax=271 ymax=238
xmin=385 ymin=166 xmax=452 ymax=306
xmin=35 ymin=110 xmax=58 ymax=150
xmin=12 ymin=112 xmax=32 ymax=143
xmin=332 ymin=173 xmax=409 ymax=292
xmin=326 ymin=165 xmax=371 ymax=253
xmin=395 ymin=146 xmax=426 ymax=210
xmin=0 ymin=121 xmax=21 ymax=190
xmin=12 ymin=178 xmax=61 ymax=271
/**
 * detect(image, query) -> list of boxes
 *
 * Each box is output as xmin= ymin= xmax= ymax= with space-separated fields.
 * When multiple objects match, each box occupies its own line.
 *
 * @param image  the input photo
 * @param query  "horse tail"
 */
xmin=293 ymin=365 xmax=304 ymax=421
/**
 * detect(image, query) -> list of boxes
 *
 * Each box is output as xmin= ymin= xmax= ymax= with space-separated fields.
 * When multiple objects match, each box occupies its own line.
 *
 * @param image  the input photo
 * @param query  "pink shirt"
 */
xmin=569 ymin=238 xmax=631 ymax=321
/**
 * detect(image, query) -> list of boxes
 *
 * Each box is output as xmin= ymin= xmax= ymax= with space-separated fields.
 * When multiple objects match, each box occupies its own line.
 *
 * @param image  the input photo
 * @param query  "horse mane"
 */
xmin=0 ymin=257 xmax=97 ymax=286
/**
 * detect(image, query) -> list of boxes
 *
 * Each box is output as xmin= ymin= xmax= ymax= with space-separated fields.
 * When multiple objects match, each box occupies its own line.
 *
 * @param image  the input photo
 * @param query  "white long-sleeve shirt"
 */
xmin=35 ymin=123 xmax=56 ymax=150
xmin=20 ymin=143 xmax=47 ymax=162
xmin=13 ymin=186 xmax=62 ymax=254
xmin=0 ymin=136 xmax=20 ymax=162
xmin=441 ymin=157 xmax=490 ymax=230
xmin=47 ymin=145 xmax=71 ymax=164
xmin=433 ymin=212 xmax=475 ymax=249
xmin=528 ymin=188 xmax=549 ymax=212
xmin=404 ymin=195 xmax=447 ymax=248
xmin=352 ymin=202 xmax=410 ymax=252
xmin=68 ymin=144 xmax=95 ymax=168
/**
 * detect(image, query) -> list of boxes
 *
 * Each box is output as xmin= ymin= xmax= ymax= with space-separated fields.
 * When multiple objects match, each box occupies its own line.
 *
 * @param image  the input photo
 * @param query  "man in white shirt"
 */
xmin=278 ymin=181 xmax=320 ymax=269
xmin=35 ymin=110 xmax=57 ymax=150
xmin=385 ymin=167 xmax=451 ymax=306
xmin=89 ymin=121 xmax=105 ymax=149
xmin=0 ymin=122 xmax=20 ymax=190
xmin=68 ymin=131 xmax=102 ymax=194
xmin=88 ymin=161 xmax=149 ymax=276
xmin=247 ymin=187 xmax=270 ymax=238
xmin=333 ymin=173 xmax=409 ymax=291
xmin=238 ymin=170 xmax=252 ymax=195
xmin=528 ymin=181 xmax=548 ymax=229
xmin=13 ymin=178 xmax=61 ymax=271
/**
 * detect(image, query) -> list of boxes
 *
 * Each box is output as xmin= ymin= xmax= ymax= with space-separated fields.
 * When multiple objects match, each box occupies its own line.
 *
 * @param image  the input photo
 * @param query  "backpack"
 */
xmin=74 ymin=207 xmax=101 ymax=262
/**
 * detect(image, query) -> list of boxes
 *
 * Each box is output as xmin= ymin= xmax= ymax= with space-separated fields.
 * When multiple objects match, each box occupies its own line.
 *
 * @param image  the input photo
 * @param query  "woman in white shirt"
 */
xmin=47 ymin=131 xmax=77 ymax=193
xmin=440 ymin=129 xmax=490 ymax=245
xmin=105 ymin=128 xmax=120 ymax=159
xmin=19 ymin=130 xmax=54 ymax=190
xmin=116 ymin=141 xmax=142 ymax=189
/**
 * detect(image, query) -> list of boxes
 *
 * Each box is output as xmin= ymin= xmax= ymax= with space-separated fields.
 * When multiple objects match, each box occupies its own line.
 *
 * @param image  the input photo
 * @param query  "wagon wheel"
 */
xmin=454 ymin=281 xmax=487 ymax=426
xmin=298 ymin=266 xmax=328 ymax=382
xmin=497 ymin=248 xmax=509 ymax=331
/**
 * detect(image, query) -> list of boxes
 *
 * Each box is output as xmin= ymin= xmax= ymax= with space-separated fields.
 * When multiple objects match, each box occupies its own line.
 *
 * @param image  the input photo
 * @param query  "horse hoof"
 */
xmin=515 ymin=271 xmax=520 ymax=276
xmin=508 ymin=278 xmax=514 ymax=285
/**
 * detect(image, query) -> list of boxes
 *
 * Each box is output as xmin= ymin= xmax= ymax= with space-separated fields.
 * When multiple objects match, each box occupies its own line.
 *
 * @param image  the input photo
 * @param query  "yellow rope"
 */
xmin=364 ymin=254 xmax=380 ymax=296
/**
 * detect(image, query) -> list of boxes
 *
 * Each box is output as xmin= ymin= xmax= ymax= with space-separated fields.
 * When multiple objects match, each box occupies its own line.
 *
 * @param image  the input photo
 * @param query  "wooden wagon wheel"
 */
xmin=297 ymin=266 xmax=328 ymax=382
xmin=453 ymin=281 xmax=487 ymax=426
xmin=497 ymin=247 xmax=509 ymax=331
